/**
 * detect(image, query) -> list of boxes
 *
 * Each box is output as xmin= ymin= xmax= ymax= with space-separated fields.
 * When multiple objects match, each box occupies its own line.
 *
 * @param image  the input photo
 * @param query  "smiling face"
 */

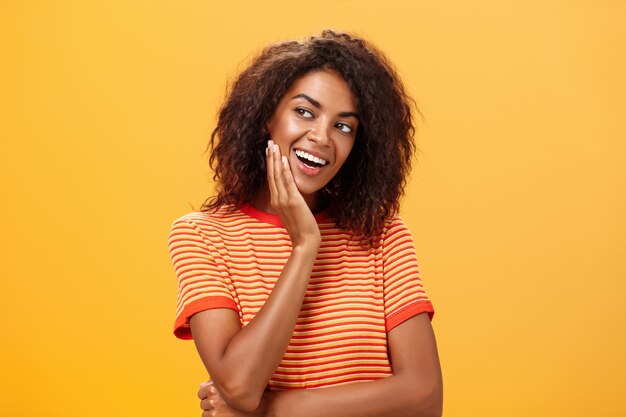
xmin=265 ymin=69 xmax=359 ymax=211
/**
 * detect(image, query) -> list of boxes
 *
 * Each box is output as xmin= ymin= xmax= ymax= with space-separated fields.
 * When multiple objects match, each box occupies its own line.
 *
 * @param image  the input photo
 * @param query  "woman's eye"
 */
xmin=295 ymin=108 xmax=314 ymax=118
xmin=336 ymin=123 xmax=352 ymax=134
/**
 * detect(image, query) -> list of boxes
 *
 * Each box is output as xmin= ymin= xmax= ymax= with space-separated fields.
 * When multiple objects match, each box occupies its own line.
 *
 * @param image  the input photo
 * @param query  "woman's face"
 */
xmin=267 ymin=70 xmax=359 ymax=209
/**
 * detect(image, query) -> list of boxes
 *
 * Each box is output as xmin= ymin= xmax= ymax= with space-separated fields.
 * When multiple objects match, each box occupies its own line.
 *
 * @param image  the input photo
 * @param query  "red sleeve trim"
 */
xmin=385 ymin=300 xmax=435 ymax=333
xmin=173 ymin=296 xmax=238 ymax=340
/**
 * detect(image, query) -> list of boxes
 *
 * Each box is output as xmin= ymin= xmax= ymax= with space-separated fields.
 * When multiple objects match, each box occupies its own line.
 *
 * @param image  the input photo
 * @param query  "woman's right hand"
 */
xmin=188 ymin=143 xmax=323 ymax=412
xmin=266 ymin=140 xmax=321 ymax=248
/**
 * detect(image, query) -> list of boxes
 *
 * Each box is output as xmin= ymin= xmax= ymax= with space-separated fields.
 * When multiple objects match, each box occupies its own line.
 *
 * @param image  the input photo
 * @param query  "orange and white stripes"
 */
xmin=168 ymin=204 xmax=434 ymax=390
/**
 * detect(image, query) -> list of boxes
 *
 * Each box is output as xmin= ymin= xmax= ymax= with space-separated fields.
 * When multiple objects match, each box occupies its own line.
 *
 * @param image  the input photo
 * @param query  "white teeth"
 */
xmin=295 ymin=149 xmax=327 ymax=166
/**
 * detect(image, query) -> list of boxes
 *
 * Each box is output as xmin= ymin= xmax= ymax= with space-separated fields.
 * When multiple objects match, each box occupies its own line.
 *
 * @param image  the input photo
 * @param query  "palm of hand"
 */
xmin=266 ymin=141 xmax=321 ymax=247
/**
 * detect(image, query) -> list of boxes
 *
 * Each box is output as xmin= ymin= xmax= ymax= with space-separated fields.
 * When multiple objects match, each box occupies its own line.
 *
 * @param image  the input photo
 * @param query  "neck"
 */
xmin=252 ymin=184 xmax=328 ymax=214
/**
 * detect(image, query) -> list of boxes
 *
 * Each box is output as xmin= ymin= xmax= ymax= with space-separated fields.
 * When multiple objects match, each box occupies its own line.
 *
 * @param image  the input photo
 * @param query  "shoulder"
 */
xmin=384 ymin=216 xmax=409 ymax=230
xmin=169 ymin=205 xmax=245 ymax=232
xmin=382 ymin=216 xmax=413 ymax=240
xmin=168 ymin=206 xmax=250 ymax=246
xmin=378 ymin=216 xmax=419 ymax=256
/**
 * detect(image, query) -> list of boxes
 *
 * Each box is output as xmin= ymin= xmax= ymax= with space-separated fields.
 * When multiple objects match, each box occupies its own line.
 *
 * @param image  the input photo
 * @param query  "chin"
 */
xmin=294 ymin=180 xmax=324 ymax=197
xmin=295 ymin=185 xmax=321 ymax=197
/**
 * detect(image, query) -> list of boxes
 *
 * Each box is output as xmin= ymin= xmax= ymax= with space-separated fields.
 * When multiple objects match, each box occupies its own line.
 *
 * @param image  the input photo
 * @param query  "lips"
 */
xmin=291 ymin=148 xmax=330 ymax=176
xmin=295 ymin=149 xmax=327 ymax=168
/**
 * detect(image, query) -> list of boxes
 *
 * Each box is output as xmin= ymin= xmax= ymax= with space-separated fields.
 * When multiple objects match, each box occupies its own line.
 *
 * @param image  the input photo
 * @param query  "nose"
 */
xmin=307 ymin=118 xmax=331 ymax=145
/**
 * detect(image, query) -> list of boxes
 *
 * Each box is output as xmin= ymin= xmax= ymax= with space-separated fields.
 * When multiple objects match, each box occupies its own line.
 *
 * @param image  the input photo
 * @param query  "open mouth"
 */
xmin=295 ymin=149 xmax=327 ymax=169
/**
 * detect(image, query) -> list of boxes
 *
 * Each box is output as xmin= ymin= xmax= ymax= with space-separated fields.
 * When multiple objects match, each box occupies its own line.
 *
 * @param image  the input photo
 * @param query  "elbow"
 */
xmin=412 ymin=379 xmax=443 ymax=417
xmin=231 ymin=396 xmax=263 ymax=413
xmin=418 ymin=400 xmax=443 ymax=417
xmin=402 ymin=377 xmax=442 ymax=417
xmin=217 ymin=379 xmax=264 ymax=412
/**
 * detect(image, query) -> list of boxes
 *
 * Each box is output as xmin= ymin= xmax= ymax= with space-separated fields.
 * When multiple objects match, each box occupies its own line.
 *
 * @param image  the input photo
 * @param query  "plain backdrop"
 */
xmin=1 ymin=1 xmax=625 ymax=416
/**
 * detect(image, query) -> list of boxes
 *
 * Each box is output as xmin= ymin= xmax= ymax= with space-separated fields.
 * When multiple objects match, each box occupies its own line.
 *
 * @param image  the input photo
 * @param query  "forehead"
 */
xmin=282 ymin=70 xmax=357 ymax=111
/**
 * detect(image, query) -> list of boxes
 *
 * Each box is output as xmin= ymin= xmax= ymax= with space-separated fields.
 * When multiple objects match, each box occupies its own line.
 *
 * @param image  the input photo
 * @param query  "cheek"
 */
xmin=269 ymin=117 xmax=304 ymax=145
xmin=269 ymin=120 xmax=306 ymax=155
xmin=335 ymin=140 xmax=356 ymax=167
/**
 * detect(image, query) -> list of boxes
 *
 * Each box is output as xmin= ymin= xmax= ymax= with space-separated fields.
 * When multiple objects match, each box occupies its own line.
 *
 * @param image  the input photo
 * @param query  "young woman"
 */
xmin=168 ymin=30 xmax=443 ymax=417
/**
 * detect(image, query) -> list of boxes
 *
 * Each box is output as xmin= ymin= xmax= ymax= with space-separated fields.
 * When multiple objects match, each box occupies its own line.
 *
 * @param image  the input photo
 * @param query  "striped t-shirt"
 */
xmin=168 ymin=203 xmax=434 ymax=390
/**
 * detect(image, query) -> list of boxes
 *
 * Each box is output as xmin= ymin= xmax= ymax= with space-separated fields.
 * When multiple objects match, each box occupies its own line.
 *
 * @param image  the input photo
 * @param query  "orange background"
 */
xmin=1 ymin=1 xmax=625 ymax=416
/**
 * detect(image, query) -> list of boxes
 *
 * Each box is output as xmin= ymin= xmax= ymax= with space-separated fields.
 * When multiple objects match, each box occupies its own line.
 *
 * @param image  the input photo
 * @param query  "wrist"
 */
xmin=291 ymin=240 xmax=321 ymax=256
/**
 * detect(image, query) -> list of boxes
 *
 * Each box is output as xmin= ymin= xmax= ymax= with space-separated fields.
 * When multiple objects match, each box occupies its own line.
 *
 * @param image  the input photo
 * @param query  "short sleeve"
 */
xmin=382 ymin=218 xmax=435 ymax=332
xmin=168 ymin=215 xmax=238 ymax=339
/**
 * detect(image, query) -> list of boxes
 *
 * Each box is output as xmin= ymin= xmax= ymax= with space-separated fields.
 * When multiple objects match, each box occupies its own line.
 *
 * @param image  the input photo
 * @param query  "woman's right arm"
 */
xmin=190 ymin=141 xmax=320 ymax=412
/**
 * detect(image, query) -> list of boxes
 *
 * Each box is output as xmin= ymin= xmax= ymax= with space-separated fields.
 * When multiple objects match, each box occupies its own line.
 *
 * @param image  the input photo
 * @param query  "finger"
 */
xmin=200 ymin=397 xmax=213 ymax=411
xmin=272 ymin=144 xmax=289 ymax=205
xmin=197 ymin=380 xmax=211 ymax=399
xmin=266 ymin=141 xmax=279 ymax=204
xmin=280 ymin=155 xmax=299 ymax=197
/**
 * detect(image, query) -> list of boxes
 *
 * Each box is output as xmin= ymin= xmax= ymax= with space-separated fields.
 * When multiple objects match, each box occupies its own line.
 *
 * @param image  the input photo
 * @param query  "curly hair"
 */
xmin=201 ymin=29 xmax=418 ymax=242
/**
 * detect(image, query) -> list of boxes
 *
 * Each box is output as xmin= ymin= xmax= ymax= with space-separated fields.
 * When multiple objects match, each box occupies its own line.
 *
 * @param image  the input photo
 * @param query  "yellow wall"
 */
xmin=1 ymin=1 xmax=624 ymax=416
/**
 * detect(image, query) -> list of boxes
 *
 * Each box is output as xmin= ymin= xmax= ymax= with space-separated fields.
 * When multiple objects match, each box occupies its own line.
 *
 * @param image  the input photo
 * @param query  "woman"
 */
xmin=168 ymin=30 xmax=443 ymax=417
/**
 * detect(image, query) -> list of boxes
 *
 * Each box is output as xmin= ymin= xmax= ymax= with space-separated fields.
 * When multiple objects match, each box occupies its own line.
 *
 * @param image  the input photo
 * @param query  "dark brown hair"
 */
xmin=202 ymin=29 xmax=417 ymax=242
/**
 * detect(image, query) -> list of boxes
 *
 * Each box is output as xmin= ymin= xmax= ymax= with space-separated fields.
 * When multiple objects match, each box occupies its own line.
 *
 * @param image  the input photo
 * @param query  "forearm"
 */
xmin=211 ymin=243 xmax=318 ymax=408
xmin=263 ymin=372 xmax=442 ymax=417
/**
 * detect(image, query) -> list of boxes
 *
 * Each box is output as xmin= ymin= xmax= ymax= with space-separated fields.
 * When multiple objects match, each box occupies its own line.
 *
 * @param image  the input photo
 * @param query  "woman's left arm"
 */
xmin=200 ymin=312 xmax=442 ymax=417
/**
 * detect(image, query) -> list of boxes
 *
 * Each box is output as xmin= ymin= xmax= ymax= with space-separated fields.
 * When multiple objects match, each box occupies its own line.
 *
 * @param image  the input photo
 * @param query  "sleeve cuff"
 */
xmin=173 ymin=296 xmax=239 ymax=340
xmin=385 ymin=300 xmax=435 ymax=333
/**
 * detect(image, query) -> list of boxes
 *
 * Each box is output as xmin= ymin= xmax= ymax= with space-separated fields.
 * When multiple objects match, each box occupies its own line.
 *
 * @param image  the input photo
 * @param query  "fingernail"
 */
xmin=273 ymin=144 xmax=279 ymax=154
xmin=282 ymin=155 xmax=287 ymax=165
xmin=200 ymin=381 xmax=210 ymax=387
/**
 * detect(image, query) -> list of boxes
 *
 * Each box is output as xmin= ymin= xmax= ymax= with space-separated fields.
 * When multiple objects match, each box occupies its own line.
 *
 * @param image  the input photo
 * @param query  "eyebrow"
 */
xmin=292 ymin=93 xmax=359 ymax=119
